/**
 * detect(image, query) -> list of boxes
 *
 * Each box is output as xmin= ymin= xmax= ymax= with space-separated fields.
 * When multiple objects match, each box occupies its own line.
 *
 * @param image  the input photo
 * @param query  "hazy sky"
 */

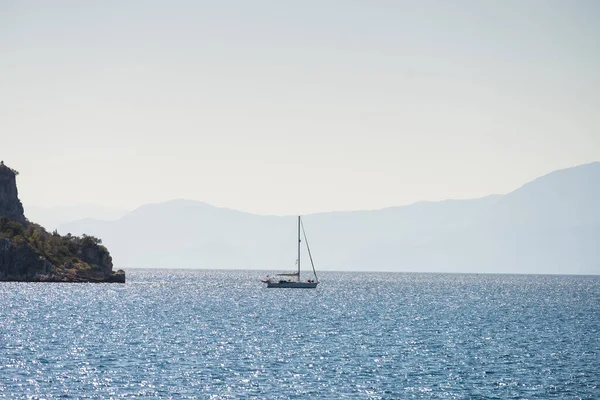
xmin=1 ymin=0 xmax=599 ymax=215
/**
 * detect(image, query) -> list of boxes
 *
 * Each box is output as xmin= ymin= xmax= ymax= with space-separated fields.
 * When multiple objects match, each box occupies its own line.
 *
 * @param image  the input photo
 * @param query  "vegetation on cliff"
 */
xmin=0 ymin=162 xmax=124 ymax=282
xmin=1 ymin=216 xmax=108 ymax=269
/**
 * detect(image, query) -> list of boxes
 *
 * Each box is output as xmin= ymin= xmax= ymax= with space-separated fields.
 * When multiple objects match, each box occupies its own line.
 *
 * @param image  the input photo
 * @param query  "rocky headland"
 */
xmin=0 ymin=162 xmax=125 ymax=282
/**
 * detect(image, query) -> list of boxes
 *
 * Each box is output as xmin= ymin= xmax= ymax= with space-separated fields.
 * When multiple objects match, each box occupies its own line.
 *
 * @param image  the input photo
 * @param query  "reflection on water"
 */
xmin=0 ymin=269 xmax=598 ymax=398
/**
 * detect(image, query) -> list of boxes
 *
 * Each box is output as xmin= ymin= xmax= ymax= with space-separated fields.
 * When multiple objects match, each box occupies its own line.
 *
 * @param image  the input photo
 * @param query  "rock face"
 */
xmin=0 ymin=162 xmax=26 ymax=224
xmin=0 ymin=237 xmax=53 ymax=281
xmin=0 ymin=163 xmax=125 ymax=283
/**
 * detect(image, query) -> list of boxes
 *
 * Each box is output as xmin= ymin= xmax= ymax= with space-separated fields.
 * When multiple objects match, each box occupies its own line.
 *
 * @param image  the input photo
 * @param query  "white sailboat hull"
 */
xmin=266 ymin=281 xmax=318 ymax=289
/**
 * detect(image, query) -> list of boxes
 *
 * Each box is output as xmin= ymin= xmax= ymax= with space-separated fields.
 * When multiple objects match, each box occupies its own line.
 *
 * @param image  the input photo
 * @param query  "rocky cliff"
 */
xmin=0 ymin=162 xmax=26 ymax=224
xmin=0 ymin=162 xmax=125 ymax=282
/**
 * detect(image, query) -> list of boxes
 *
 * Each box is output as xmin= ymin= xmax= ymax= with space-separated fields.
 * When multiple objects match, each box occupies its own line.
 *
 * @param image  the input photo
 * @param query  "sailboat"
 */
xmin=262 ymin=216 xmax=319 ymax=288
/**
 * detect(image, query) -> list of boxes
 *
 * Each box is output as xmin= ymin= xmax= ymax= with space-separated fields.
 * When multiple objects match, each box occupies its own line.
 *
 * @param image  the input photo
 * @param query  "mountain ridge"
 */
xmin=58 ymin=162 xmax=600 ymax=274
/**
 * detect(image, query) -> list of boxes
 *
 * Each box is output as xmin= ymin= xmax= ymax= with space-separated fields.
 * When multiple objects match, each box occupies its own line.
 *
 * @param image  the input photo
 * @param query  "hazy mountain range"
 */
xmin=25 ymin=204 xmax=129 ymax=233
xmin=39 ymin=162 xmax=599 ymax=274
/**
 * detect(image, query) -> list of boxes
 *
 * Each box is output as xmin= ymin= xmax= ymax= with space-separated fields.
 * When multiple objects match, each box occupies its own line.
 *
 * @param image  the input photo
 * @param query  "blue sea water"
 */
xmin=0 ymin=270 xmax=598 ymax=399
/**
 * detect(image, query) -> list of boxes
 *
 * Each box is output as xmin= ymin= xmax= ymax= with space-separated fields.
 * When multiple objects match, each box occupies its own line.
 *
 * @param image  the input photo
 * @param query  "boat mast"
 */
xmin=300 ymin=218 xmax=318 ymax=283
xmin=297 ymin=215 xmax=301 ymax=281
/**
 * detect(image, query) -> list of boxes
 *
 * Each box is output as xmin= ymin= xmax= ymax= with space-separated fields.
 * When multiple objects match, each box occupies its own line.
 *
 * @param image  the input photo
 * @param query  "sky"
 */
xmin=1 ymin=0 xmax=599 ymax=215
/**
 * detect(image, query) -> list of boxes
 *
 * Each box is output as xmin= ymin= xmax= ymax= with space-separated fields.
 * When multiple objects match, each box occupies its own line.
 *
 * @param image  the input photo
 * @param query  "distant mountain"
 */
xmin=60 ymin=162 xmax=600 ymax=274
xmin=25 ymin=204 xmax=129 ymax=232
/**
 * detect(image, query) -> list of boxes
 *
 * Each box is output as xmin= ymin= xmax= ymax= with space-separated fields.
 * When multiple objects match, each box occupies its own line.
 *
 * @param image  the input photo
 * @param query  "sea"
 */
xmin=0 ymin=270 xmax=598 ymax=399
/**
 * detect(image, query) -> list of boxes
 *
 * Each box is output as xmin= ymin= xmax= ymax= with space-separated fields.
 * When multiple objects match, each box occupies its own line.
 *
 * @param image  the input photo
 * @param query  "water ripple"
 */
xmin=0 ymin=270 xmax=598 ymax=399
